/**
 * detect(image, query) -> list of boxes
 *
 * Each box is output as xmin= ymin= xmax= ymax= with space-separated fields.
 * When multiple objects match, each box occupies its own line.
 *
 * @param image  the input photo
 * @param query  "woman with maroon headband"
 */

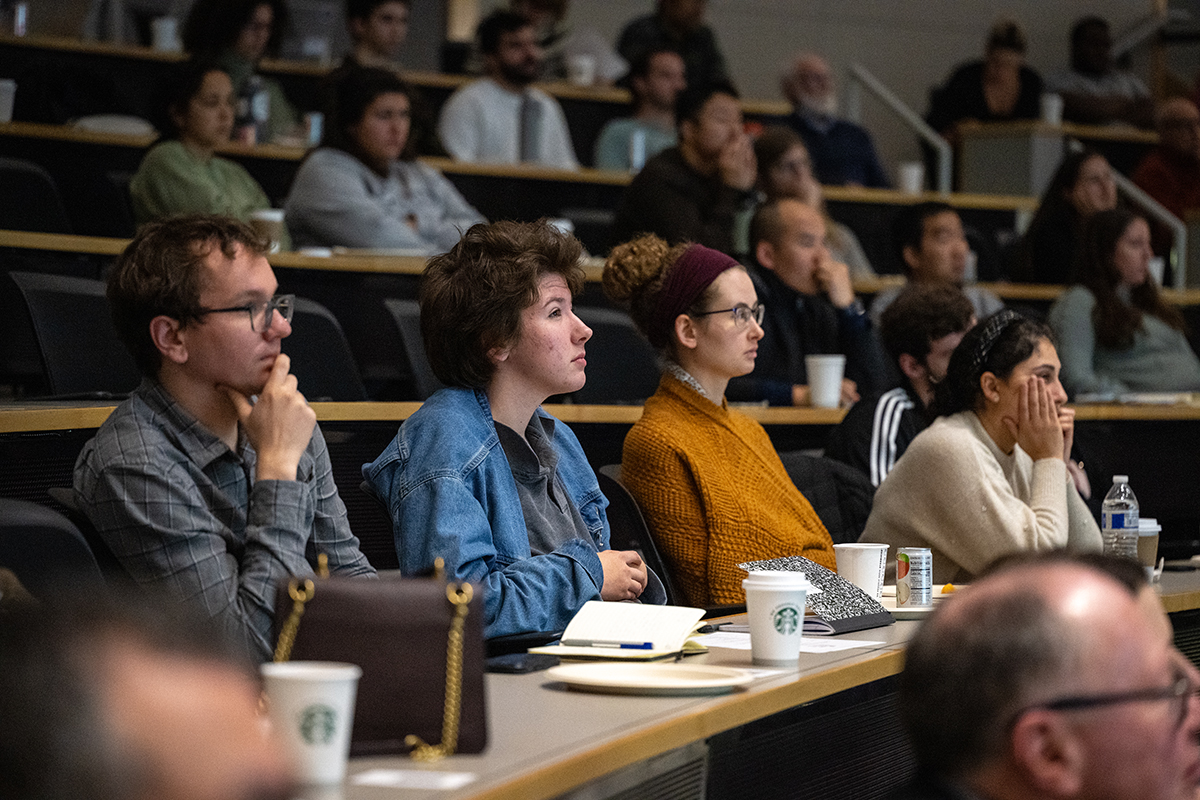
xmin=603 ymin=234 xmax=836 ymax=607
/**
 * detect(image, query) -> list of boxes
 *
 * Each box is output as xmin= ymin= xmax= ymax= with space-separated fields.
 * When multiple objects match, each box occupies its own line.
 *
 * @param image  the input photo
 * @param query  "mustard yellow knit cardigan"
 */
xmin=621 ymin=373 xmax=836 ymax=606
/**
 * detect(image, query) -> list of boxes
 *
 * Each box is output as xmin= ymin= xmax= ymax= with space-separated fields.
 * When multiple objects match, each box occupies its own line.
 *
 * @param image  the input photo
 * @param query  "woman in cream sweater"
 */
xmin=603 ymin=234 xmax=836 ymax=606
xmin=860 ymin=310 xmax=1101 ymax=583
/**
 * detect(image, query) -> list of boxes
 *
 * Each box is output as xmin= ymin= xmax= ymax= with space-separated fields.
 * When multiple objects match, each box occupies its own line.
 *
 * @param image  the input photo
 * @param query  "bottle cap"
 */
xmin=1113 ymin=475 xmax=1128 ymax=483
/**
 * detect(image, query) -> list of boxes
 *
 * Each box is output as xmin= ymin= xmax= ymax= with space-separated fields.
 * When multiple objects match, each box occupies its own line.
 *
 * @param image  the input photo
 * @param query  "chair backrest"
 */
xmin=283 ymin=296 xmax=369 ymax=401
xmin=355 ymin=480 xmax=400 ymax=571
xmin=0 ymin=157 xmax=72 ymax=234
xmin=597 ymin=465 xmax=680 ymax=606
xmin=0 ymin=498 xmax=104 ymax=598
xmin=8 ymin=271 xmax=141 ymax=397
xmin=776 ymin=451 xmax=875 ymax=544
xmin=572 ymin=307 xmax=661 ymax=404
xmin=382 ymin=298 xmax=445 ymax=400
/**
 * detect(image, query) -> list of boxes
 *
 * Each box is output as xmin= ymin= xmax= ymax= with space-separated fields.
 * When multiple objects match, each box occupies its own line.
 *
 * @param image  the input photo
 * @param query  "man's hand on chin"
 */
xmin=219 ymin=354 xmax=315 ymax=481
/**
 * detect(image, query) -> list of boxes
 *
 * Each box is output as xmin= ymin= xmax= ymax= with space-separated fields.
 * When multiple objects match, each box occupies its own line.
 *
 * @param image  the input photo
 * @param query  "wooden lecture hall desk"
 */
xmin=0 ymin=122 xmax=1034 ymax=263
xmin=0 ymin=31 xmax=792 ymax=173
xmin=323 ymin=570 xmax=1200 ymax=800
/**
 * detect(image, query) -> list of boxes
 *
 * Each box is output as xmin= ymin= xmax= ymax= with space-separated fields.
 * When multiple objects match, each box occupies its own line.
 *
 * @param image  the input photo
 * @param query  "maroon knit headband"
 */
xmin=651 ymin=244 xmax=739 ymax=339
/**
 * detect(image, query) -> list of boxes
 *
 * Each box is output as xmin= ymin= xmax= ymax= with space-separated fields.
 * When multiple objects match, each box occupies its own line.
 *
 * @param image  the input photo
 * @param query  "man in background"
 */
xmin=897 ymin=553 xmax=1200 ymax=800
xmin=343 ymin=0 xmax=409 ymax=69
xmin=74 ymin=216 xmax=375 ymax=663
xmin=610 ymin=83 xmax=755 ymax=255
xmin=869 ymin=201 xmax=1004 ymax=324
xmin=616 ymin=0 xmax=731 ymax=93
xmin=1134 ymin=97 xmax=1200 ymax=222
xmin=1048 ymin=16 xmax=1153 ymax=128
xmin=825 ymin=283 xmax=974 ymax=486
xmin=781 ymin=52 xmax=890 ymax=188
xmin=439 ymin=10 xmax=579 ymax=169
xmin=594 ymin=47 xmax=687 ymax=171
xmin=0 ymin=592 xmax=293 ymax=800
xmin=727 ymin=198 xmax=891 ymax=406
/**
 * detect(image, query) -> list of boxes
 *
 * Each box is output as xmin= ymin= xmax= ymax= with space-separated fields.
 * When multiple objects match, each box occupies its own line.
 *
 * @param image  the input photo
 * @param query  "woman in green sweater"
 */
xmin=130 ymin=60 xmax=284 ymax=247
xmin=1049 ymin=208 xmax=1200 ymax=398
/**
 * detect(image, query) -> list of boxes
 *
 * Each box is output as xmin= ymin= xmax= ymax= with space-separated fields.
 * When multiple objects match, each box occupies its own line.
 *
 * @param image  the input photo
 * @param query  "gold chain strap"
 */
xmin=406 ymin=581 xmax=473 ymax=762
xmin=273 ymin=578 xmax=315 ymax=663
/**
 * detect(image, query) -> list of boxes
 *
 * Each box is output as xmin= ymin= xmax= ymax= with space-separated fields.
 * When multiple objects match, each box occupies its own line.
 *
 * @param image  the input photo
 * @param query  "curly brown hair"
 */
xmin=420 ymin=220 xmax=583 ymax=388
xmin=603 ymin=233 xmax=708 ymax=353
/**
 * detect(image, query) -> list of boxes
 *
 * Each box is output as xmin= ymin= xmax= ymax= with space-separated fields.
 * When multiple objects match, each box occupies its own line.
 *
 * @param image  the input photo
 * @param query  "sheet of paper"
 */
xmin=699 ymin=632 xmax=886 ymax=654
xmin=353 ymin=769 xmax=476 ymax=790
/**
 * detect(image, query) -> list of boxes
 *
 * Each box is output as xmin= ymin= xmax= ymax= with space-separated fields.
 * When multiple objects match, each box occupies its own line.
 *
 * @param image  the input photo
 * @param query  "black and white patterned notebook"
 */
xmin=738 ymin=555 xmax=895 ymax=635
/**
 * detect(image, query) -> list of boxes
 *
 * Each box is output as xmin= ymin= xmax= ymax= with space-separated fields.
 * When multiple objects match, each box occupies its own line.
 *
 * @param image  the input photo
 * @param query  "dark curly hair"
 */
xmin=933 ymin=309 xmax=1054 ymax=417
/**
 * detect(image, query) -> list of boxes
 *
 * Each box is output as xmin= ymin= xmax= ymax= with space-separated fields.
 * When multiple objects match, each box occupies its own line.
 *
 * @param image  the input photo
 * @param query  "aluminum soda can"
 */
xmin=896 ymin=547 xmax=932 ymax=607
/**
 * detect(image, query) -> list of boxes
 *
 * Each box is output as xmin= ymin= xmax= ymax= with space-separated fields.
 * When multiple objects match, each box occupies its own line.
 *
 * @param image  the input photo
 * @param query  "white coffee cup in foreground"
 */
xmin=805 ymin=354 xmax=846 ymax=409
xmin=261 ymin=661 xmax=361 ymax=785
xmin=742 ymin=570 xmax=812 ymax=667
xmin=833 ymin=543 xmax=889 ymax=600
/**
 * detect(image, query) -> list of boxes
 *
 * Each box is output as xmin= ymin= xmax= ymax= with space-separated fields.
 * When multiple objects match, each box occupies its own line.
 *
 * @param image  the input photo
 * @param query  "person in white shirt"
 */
xmin=438 ymin=10 xmax=578 ymax=169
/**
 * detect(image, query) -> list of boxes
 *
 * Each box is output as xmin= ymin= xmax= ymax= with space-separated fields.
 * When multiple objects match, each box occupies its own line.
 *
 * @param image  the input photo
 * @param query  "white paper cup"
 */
xmin=261 ymin=661 xmax=361 ymax=785
xmin=567 ymin=54 xmax=596 ymax=87
xmin=1040 ymin=93 xmax=1063 ymax=126
xmin=0 ymin=79 xmax=15 ymax=123
xmin=743 ymin=571 xmax=811 ymax=666
xmin=805 ymin=354 xmax=845 ymax=409
xmin=151 ymin=17 xmax=181 ymax=52
xmin=833 ymin=543 xmax=889 ymax=600
xmin=898 ymin=161 xmax=924 ymax=195
xmin=250 ymin=208 xmax=286 ymax=253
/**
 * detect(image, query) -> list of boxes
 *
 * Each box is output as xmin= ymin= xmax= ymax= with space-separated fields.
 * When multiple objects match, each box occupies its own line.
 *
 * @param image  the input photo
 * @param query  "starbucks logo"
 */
xmin=299 ymin=703 xmax=337 ymax=745
xmin=773 ymin=605 xmax=800 ymax=635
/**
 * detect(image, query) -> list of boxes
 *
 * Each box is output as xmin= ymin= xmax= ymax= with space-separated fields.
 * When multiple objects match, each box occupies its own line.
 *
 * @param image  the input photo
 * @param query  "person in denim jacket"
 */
xmin=364 ymin=221 xmax=664 ymax=637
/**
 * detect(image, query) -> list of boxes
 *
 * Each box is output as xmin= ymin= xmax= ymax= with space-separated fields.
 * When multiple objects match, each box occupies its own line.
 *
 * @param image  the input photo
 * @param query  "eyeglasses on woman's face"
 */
xmin=691 ymin=302 xmax=765 ymax=329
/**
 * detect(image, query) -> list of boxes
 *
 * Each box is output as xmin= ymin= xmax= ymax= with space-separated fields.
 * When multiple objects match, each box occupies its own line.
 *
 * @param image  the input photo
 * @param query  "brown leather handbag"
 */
xmin=272 ymin=567 xmax=488 ymax=760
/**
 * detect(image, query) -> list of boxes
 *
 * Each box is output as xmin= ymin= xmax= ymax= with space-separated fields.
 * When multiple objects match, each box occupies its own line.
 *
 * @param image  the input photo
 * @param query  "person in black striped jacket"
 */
xmin=826 ymin=284 xmax=975 ymax=487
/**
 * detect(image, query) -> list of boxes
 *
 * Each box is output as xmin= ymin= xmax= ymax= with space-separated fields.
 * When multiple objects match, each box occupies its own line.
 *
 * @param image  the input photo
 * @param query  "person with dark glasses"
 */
xmin=74 ymin=215 xmax=375 ymax=662
xmin=897 ymin=551 xmax=1200 ymax=800
xmin=602 ymin=234 xmax=837 ymax=606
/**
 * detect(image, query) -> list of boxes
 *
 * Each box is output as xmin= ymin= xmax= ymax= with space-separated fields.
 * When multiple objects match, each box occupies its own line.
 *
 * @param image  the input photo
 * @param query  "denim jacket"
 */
xmin=363 ymin=388 xmax=611 ymax=637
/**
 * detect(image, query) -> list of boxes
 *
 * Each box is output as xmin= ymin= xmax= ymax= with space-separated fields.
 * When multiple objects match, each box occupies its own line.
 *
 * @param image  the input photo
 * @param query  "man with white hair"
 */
xmin=781 ymin=52 xmax=889 ymax=188
xmin=897 ymin=552 xmax=1200 ymax=800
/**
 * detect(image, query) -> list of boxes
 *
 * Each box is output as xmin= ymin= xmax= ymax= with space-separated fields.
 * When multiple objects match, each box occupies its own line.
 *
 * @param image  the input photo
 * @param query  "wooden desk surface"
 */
xmin=958 ymin=119 xmax=1159 ymax=145
xmin=7 ymin=399 xmax=1200 ymax=435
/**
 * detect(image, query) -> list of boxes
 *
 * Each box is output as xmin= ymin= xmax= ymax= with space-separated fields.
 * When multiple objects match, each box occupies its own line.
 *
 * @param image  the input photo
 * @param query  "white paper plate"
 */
xmin=879 ymin=584 xmax=960 ymax=619
xmin=546 ymin=662 xmax=753 ymax=696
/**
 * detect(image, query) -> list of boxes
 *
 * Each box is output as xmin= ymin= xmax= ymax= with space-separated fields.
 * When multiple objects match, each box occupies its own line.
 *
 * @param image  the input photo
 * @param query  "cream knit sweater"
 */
xmin=859 ymin=411 xmax=1102 ymax=584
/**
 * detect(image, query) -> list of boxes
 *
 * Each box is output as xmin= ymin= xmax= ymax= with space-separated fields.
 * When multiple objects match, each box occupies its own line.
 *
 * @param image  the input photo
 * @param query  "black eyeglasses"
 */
xmin=691 ymin=303 xmax=765 ymax=329
xmin=1015 ymin=670 xmax=1195 ymax=730
xmin=196 ymin=294 xmax=295 ymax=332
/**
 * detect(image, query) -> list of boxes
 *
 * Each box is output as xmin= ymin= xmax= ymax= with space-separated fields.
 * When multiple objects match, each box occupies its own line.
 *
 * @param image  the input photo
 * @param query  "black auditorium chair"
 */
xmin=777 ymin=451 xmax=874 ymax=544
xmin=0 ymin=157 xmax=72 ymax=234
xmin=8 ymin=271 xmax=140 ymax=398
xmin=382 ymin=298 xmax=445 ymax=400
xmin=572 ymin=307 xmax=661 ymax=404
xmin=598 ymin=465 xmax=680 ymax=606
xmin=0 ymin=498 xmax=104 ymax=598
xmin=283 ymin=297 xmax=369 ymax=402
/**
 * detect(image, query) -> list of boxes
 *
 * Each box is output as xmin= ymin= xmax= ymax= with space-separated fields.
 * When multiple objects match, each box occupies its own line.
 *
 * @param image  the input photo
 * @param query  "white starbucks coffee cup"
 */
xmin=261 ymin=661 xmax=361 ymax=785
xmin=742 ymin=570 xmax=812 ymax=667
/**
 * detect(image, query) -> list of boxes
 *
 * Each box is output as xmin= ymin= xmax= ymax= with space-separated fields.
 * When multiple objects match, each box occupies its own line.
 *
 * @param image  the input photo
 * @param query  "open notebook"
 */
xmin=528 ymin=602 xmax=708 ymax=661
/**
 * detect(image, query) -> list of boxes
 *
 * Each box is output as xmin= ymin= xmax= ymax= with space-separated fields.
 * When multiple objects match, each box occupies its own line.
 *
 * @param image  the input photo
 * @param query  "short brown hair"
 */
xmin=108 ymin=215 xmax=267 ymax=377
xmin=420 ymin=220 xmax=584 ymax=388
xmin=879 ymin=283 xmax=975 ymax=365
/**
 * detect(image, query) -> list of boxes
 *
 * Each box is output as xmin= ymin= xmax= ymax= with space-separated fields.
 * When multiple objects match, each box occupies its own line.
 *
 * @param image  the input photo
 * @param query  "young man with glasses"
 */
xmin=897 ymin=552 xmax=1200 ymax=800
xmin=75 ymin=215 xmax=375 ymax=662
xmin=727 ymin=197 xmax=891 ymax=406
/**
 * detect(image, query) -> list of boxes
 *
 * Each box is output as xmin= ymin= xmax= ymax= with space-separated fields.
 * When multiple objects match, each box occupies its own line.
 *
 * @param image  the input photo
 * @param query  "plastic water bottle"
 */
xmin=1101 ymin=475 xmax=1139 ymax=559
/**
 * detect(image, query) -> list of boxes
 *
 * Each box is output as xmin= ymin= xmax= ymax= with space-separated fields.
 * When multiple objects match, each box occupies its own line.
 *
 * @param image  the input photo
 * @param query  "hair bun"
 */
xmin=603 ymin=234 xmax=672 ymax=304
